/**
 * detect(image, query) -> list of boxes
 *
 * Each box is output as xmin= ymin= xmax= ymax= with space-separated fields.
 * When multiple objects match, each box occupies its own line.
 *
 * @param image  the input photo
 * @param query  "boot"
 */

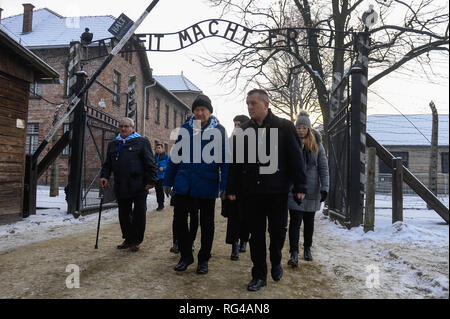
xmin=170 ymin=240 xmax=179 ymax=254
xmin=239 ymin=241 xmax=247 ymax=253
xmin=288 ymin=251 xmax=299 ymax=267
xmin=304 ymin=247 xmax=313 ymax=261
xmin=230 ymin=241 xmax=239 ymax=261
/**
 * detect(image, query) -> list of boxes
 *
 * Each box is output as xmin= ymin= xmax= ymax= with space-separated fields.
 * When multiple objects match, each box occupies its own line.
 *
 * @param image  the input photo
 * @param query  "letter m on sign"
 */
xmin=127 ymin=75 xmax=138 ymax=128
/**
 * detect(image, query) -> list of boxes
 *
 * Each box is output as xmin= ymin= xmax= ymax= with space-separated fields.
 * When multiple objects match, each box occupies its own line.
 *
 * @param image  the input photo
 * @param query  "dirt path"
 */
xmin=0 ymin=202 xmax=447 ymax=299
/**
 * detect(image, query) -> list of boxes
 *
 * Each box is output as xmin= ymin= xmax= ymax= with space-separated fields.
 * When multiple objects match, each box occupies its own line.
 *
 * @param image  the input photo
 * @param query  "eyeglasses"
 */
xmin=119 ymin=125 xmax=131 ymax=128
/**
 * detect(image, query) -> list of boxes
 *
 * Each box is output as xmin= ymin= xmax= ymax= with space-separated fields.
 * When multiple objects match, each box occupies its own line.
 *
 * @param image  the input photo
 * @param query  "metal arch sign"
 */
xmin=133 ymin=19 xmax=354 ymax=52
xmin=92 ymin=18 xmax=356 ymax=54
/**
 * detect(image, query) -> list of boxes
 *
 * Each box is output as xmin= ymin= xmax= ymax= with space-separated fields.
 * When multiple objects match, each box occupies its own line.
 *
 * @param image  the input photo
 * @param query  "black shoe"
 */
xmin=271 ymin=265 xmax=283 ymax=282
xmin=117 ymin=240 xmax=131 ymax=250
xmin=174 ymin=257 xmax=194 ymax=272
xmin=170 ymin=241 xmax=179 ymax=254
xmin=304 ymin=247 xmax=313 ymax=261
xmin=239 ymin=241 xmax=247 ymax=253
xmin=247 ymin=279 xmax=267 ymax=291
xmin=230 ymin=241 xmax=239 ymax=261
xmin=288 ymin=251 xmax=299 ymax=268
xmin=196 ymin=261 xmax=209 ymax=275
xmin=129 ymin=244 xmax=140 ymax=252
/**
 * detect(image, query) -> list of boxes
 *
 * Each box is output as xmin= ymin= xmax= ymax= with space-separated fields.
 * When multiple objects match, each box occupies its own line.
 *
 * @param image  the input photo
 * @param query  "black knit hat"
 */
xmin=192 ymin=94 xmax=213 ymax=113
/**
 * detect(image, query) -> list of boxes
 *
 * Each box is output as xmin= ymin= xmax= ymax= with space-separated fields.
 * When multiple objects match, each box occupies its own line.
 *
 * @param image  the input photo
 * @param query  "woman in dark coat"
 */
xmin=222 ymin=115 xmax=251 ymax=261
xmin=287 ymin=111 xmax=329 ymax=267
xmin=163 ymin=94 xmax=229 ymax=274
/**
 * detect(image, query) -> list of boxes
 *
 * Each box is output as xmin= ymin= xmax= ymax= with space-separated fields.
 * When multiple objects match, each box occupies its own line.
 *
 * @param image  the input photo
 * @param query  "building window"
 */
xmin=442 ymin=152 xmax=449 ymax=174
xmin=26 ymin=123 xmax=39 ymax=155
xmin=155 ymin=98 xmax=160 ymax=124
xmin=30 ymin=82 xmax=42 ymax=99
xmin=164 ymin=143 xmax=169 ymax=154
xmin=113 ymin=70 xmax=121 ymax=106
xmin=63 ymin=124 xmax=70 ymax=156
xmin=165 ymin=104 xmax=170 ymax=128
xmin=379 ymin=151 xmax=409 ymax=174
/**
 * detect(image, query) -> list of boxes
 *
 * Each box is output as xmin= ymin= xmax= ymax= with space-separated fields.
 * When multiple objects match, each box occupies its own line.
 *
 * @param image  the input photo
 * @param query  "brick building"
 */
xmin=1 ymin=5 xmax=201 ymax=187
xmin=148 ymin=74 xmax=202 ymax=152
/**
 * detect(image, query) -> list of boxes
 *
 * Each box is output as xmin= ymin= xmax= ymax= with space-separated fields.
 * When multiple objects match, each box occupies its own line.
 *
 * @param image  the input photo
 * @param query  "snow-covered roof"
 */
xmin=153 ymin=75 xmax=202 ymax=93
xmin=367 ymin=114 xmax=449 ymax=147
xmin=1 ymin=8 xmax=115 ymax=48
xmin=0 ymin=25 xmax=59 ymax=80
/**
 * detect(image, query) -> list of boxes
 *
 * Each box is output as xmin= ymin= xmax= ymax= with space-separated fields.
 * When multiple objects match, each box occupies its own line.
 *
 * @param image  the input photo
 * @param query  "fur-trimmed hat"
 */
xmin=192 ymin=94 xmax=213 ymax=113
xmin=233 ymin=115 xmax=250 ymax=124
xmin=295 ymin=110 xmax=312 ymax=128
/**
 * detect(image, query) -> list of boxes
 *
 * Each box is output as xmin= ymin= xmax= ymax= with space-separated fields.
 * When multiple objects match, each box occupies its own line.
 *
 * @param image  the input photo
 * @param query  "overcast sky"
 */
xmin=1 ymin=0 xmax=448 ymax=134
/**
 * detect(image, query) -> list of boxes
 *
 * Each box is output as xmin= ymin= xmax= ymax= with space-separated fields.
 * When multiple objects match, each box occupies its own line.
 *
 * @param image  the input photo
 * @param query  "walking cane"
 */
xmin=95 ymin=193 xmax=105 ymax=250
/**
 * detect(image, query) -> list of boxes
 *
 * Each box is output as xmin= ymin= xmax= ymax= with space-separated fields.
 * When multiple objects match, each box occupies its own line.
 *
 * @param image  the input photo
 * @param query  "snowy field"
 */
xmin=0 ymin=186 xmax=448 ymax=298
xmin=0 ymin=186 xmax=158 ymax=252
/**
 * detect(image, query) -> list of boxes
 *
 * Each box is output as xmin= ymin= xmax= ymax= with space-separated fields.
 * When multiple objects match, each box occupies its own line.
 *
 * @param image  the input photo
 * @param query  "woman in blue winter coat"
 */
xmin=163 ymin=94 xmax=229 ymax=275
xmin=287 ymin=111 xmax=329 ymax=267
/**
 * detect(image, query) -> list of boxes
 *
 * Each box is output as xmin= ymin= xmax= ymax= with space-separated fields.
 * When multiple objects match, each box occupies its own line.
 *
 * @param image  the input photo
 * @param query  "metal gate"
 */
xmin=80 ymin=105 xmax=119 ymax=210
xmin=326 ymin=32 xmax=370 ymax=228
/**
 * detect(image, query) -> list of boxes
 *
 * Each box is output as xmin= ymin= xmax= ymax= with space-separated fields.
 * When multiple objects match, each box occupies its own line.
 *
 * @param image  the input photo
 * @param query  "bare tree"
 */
xmin=206 ymin=0 xmax=449 ymax=136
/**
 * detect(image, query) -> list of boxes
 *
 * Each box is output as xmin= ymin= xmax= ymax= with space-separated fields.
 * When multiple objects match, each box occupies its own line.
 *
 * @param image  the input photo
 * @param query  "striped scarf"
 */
xmin=188 ymin=115 xmax=219 ymax=136
xmin=116 ymin=132 xmax=141 ymax=155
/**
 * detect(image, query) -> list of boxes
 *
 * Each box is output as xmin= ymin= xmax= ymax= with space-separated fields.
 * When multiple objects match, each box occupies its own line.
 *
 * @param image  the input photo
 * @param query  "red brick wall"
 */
xmin=28 ymin=44 xmax=194 ymax=186
xmin=144 ymin=84 xmax=192 ymax=152
xmin=29 ymin=45 xmax=150 ymax=185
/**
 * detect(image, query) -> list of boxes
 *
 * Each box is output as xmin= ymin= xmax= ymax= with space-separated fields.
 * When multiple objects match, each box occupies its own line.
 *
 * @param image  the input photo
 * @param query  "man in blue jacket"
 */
xmin=163 ymin=94 xmax=229 ymax=275
xmin=155 ymin=143 xmax=169 ymax=211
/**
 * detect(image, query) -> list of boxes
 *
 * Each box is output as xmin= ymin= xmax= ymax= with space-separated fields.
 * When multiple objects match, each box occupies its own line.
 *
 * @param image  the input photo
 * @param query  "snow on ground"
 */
xmin=0 ymin=187 xmax=448 ymax=298
xmin=317 ymin=193 xmax=449 ymax=298
xmin=0 ymin=186 xmax=158 ymax=252
xmin=332 ymin=194 xmax=449 ymax=247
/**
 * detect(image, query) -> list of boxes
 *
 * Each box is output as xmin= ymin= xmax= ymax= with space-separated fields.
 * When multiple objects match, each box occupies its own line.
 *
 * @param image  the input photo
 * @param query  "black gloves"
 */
xmin=292 ymin=190 xmax=303 ymax=206
xmin=320 ymin=191 xmax=328 ymax=203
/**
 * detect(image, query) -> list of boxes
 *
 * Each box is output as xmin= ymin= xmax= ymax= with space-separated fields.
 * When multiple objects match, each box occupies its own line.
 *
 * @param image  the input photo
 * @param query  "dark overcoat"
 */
xmin=101 ymin=137 xmax=157 ymax=200
xmin=226 ymin=109 xmax=307 ymax=197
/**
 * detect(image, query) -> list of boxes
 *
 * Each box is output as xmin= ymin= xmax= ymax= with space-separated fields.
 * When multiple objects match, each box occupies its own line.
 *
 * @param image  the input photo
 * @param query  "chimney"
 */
xmin=0 ymin=8 xmax=3 ymax=24
xmin=22 ymin=3 xmax=35 ymax=33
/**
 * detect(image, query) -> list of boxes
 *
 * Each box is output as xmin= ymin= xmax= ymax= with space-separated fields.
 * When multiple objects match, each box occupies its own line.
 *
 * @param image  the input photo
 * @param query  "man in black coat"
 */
xmin=100 ymin=118 xmax=157 ymax=252
xmin=227 ymin=89 xmax=307 ymax=291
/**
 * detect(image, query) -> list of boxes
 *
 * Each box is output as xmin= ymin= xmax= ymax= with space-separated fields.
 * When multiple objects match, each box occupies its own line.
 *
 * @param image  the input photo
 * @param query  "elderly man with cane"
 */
xmin=100 ymin=117 xmax=157 ymax=252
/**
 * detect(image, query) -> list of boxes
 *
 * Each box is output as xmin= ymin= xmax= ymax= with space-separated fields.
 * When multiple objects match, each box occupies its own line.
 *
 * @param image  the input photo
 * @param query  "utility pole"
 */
xmin=429 ymin=101 xmax=438 ymax=199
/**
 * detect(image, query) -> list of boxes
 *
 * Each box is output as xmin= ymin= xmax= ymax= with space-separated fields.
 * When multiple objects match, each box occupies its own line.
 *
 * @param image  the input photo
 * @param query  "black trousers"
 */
xmin=172 ymin=206 xmax=199 ymax=244
xmin=155 ymin=179 xmax=165 ymax=207
xmin=174 ymin=195 xmax=216 ymax=263
xmin=224 ymin=199 xmax=250 ymax=245
xmin=289 ymin=210 xmax=316 ymax=252
xmin=242 ymin=194 xmax=288 ymax=281
xmin=117 ymin=193 xmax=148 ymax=245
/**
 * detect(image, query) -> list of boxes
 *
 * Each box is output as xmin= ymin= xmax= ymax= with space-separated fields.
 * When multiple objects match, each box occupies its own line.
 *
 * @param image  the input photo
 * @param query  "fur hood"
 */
xmin=311 ymin=128 xmax=323 ymax=145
